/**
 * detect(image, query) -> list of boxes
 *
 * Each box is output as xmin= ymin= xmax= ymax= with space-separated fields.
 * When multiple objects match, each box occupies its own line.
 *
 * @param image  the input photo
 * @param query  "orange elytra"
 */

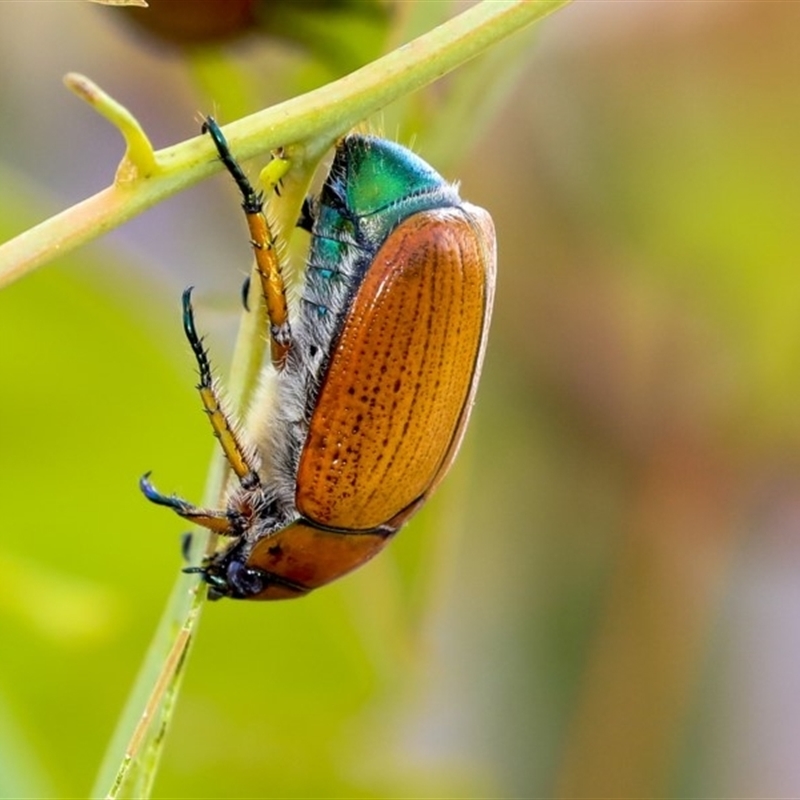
xmin=141 ymin=118 xmax=496 ymax=600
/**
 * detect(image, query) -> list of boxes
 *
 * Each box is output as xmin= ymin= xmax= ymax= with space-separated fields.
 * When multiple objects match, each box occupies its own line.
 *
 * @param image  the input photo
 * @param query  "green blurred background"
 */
xmin=1 ymin=1 xmax=800 ymax=797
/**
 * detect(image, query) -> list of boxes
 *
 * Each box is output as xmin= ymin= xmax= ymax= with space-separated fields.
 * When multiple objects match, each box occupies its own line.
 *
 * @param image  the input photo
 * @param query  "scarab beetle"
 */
xmin=142 ymin=118 xmax=496 ymax=600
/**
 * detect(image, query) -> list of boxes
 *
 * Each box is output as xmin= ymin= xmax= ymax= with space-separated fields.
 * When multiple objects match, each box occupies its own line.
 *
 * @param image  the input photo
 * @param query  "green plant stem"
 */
xmin=0 ymin=0 xmax=568 ymax=291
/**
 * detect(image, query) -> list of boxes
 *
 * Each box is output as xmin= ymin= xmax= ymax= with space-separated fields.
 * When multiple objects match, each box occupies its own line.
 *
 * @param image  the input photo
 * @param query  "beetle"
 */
xmin=141 ymin=118 xmax=496 ymax=600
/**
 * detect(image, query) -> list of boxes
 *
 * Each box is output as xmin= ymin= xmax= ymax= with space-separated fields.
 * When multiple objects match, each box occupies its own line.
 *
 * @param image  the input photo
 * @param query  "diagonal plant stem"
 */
xmin=64 ymin=1 xmax=572 ymax=797
xmin=0 ymin=0 xmax=568 ymax=292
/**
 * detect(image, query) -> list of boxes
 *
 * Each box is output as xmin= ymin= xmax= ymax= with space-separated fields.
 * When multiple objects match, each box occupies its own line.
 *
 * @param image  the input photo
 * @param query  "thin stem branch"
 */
xmin=64 ymin=73 xmax=157 ymax=182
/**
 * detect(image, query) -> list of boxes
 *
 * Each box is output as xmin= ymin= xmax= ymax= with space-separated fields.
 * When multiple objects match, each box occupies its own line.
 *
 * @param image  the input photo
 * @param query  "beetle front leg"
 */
xmin=202 ymin=116 xmax=293 ymax=370
xmin=139 ymin=473 xmax=235 ymax=535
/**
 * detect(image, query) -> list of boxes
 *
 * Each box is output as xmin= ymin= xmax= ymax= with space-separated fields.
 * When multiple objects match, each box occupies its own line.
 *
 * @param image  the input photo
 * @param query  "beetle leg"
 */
xmin=202 ymin=116 xmax=292 ymax=370
xmin=182 ymin=287 xmax=260 ymax=485
xmin=139 ymin=474 xmax=235 ymax=535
